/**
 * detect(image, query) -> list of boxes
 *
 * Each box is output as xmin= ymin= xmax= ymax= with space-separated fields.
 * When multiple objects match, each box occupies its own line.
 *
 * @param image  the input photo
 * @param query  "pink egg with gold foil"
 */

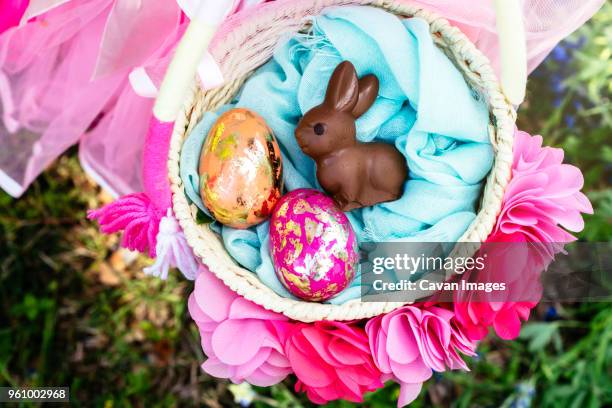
xmin=269 ymin=189 xmax=358 ymax=302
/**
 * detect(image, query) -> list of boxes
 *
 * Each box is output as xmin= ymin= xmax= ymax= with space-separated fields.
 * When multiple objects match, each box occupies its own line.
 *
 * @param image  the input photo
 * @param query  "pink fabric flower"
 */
xmin=453 ymin=130 xmax=593 ymax=341
xmin=495 ymin=130 xmax=593 ymax=242
xmin=285 ymin=321 xmax=383 ymax=404
xmin=0 ymin=0 xmax=28 ymax=34
xmin=454 ymin=295 xmax=535 ymax=341
xmin=453 ymin=233 xmax=548 ymax=341
xmin=188 ymin=267 xmax=292 ymax=386
xmin=366 ymin=305 xmax=476 ymax=407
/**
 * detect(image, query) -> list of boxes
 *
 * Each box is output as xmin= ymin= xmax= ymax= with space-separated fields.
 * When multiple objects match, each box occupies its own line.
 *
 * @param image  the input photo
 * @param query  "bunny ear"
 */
xmin=324 ymin=61 xmax=359 ymax=113
xmin=352 ymin=75 xmax=379 ymax=118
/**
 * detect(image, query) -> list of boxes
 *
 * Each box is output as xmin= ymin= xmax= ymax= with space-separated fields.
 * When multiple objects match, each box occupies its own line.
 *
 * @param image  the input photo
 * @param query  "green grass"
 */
xmin=0 ymin=4 xmax=610 ymax=407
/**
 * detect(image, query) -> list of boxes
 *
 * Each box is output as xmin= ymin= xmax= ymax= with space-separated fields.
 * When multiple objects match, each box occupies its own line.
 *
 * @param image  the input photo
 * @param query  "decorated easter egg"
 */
xmin=199 ymin=108 xmax=283 ymax=229
xmin=269 ymin=189 xmax=358 ymax=302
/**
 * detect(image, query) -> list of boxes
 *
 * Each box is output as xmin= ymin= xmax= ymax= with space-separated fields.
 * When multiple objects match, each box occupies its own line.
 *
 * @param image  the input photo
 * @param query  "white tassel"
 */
xmin=144 ymin=209 xmax=199 ymax=280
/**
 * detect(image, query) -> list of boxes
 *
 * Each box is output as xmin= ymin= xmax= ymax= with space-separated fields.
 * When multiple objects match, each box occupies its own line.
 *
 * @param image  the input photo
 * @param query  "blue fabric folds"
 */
xmin=180 ymin=6 xmax=493 ymax=304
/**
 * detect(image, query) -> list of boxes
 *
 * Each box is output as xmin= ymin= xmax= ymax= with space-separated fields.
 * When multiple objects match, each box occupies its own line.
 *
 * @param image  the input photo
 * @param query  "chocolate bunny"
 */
xmin=295 ymin=61 xmax=408 ymax=211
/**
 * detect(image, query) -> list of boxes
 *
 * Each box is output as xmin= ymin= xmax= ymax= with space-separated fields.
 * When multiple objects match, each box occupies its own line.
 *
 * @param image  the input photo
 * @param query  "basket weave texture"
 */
xmin=168 ymin=0 xmax=516 ymax=323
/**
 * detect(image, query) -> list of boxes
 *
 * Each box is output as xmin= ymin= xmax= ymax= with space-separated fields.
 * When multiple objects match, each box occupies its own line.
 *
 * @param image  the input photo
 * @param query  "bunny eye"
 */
xmin=313 ymin=123 xmax=326 ymax=136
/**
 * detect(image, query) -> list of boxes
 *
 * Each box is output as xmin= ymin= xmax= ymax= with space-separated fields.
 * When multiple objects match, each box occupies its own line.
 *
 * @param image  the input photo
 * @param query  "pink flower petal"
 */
xmin=229 ymin=297 xmax=287 ymax=321
xmin=310 ymin=382 xmax=342 ymax=402
xmin=194 ymin=271 xmax=235 ymax=322
xmin=493 ymin=307 xmax=522 ymax=340
xmin=575 ymin=192 xmax=594 ymax=214
xmin=398 ymin=381 xmax=424 ymax=407
xmin=211 ymin=319 xmax=267 ymax=365
xmin=257 ymin=360 xmax=291 ymax=379
xmin=266 ymin=349 xmax=292 ymax=369
xmin=386 ymin=314 xmax=420 ymax=364
xmin=375 ymin=330 xmax=392 ymax=373
xmin=390 ymin=357 xmax=432 ymax=383
xmin=187 ymin=293 xmax=212 ymax=323
xmin=323 ymin=323 xmax=371 ymax=353
xmin=234 ymin=347 xmax=272 ymax=379
xmin=245 ymin=364 xmax=288 ymax=387
xmin=329 ymin=337 xmax=368 ymax=365
xmin=287 ymin=342 xmax=334 ymax=388
xmin=199 ymin=331 xmax=213 ymax=356
xmin=341 ymin=365 xmax=383 ymax=387
xmin=201 ymin=358 xmax=233 ymax=379
xmin=301 ymin=327 xmax=340 ymax=366
xmin=335 ymin=369 xmax=364 ymax=399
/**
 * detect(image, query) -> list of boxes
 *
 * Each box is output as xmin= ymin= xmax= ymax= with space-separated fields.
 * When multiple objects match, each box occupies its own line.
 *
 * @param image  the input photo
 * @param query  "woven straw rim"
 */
xmin=168 ymin=0 xmax=516 ymax=323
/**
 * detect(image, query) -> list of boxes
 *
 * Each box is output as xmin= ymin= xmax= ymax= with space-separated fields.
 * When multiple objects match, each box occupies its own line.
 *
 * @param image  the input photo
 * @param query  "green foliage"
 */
xmin=581 ymin=190 xmax=612 ymax=241
xmin=519 ymin=322 xmax=562 ymax=353
xmin=518 ymin=1 xmax=611 ymax=243
xmin=566 ymin=7 xmax=612 ymax=128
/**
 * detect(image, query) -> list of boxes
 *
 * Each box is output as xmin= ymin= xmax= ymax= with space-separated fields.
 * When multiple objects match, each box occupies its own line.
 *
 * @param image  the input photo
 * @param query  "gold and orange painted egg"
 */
xmin=199 ymin=108 xmax=283 ymax=229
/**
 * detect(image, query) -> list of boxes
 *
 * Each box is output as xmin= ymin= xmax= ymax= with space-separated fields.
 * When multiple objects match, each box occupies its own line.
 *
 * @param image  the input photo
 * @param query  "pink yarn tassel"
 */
xmin=88 ymin=117 xmax=174 ymax=258
xmin=88 ymin=192 xmax=163 ymax=257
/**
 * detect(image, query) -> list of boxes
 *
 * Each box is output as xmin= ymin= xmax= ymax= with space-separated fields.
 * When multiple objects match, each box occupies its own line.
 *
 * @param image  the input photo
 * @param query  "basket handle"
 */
xmin=153 ymin=0 xmax=234 ymax=122
xmin=138 ymin=0 xmax=235 ymax=213
xmin=494 ymin=0 xmax=527 ymax=106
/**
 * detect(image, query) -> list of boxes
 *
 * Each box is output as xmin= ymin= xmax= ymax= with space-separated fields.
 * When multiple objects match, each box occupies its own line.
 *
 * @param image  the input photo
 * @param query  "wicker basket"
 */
xmin=168 ymin=0 xmax=516 ymax=323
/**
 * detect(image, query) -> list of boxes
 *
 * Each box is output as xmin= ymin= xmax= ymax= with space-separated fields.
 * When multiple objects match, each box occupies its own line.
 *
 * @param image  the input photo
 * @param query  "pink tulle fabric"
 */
xmin=403 ymin=0 xmax=605 ymax=74
xmin=188 ymin=267 xmax=293 ymax=387
xmin=285 ymin=321 xmax=384 ymax=404
xmin=453 ymin=130 xmax=594 ymax=341
xmin=0 ymin=1 xmax=28 ymax=34
xmin=365 ymin=305 xmax=476 ymax=407
xmin=0 ymin=0 xmax=267 ymax=197
xmin=0 ymin=0 xmax=604 ymax=197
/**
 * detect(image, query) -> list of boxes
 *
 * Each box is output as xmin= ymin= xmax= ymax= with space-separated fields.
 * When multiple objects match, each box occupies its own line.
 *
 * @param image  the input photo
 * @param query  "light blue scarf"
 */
xmin=180 ymin=6 xmax=493 ymax=304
